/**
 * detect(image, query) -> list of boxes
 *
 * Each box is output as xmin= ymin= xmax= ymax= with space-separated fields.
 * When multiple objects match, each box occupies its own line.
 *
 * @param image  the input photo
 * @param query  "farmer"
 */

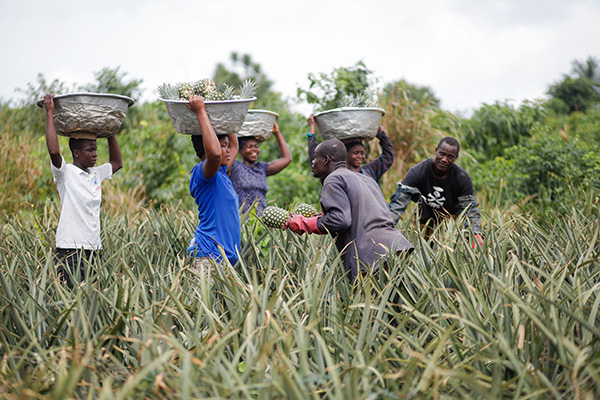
xmin=186 ymin=95 xmax=241 ymax=273
xmin=306 ymin=114 xmax=394 ymax=183
xmin=229 ymin=122 xmax=292 ymax=214
xmin=388 ymin=136 xmax=482 ymax=240
xmin=43 ymin=94 xmax=123 ymax=288
xmin=284 ymin=138 xmax=413 ymax=281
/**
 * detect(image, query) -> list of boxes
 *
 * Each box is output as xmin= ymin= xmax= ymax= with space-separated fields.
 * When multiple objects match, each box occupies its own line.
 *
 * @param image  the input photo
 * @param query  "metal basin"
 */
xmin=161 ymin=97 xmax=256 ymax=136
xmin=36 ymin=93 xmax=135 ymax=138
xmin=237 ymin=109 xmax=279 ymax=142
xmin=314 ymin=107 xmax=385 ymax=141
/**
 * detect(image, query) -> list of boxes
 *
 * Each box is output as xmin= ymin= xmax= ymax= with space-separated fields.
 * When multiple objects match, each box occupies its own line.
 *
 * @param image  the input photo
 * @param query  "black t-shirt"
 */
xmin=402 ymin=159 xmax=475 ymax=224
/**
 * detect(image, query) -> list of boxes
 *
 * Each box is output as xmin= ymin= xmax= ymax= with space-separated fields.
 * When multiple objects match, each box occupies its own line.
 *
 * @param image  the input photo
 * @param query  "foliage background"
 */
xmin=0 ymin=54 xmax=599 ymax=398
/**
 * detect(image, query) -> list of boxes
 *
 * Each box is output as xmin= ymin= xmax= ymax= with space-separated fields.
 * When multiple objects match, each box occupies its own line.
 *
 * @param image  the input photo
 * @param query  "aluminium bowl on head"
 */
xmin=160 ymin=97 xmax=257 ymax=136
xmin=236 ymin=109 xmax=279 ymax=142
xmin=36 ymin=93 xmax=135 ymax=138
xmin=313 ymin=107 xmax=385 ymax=141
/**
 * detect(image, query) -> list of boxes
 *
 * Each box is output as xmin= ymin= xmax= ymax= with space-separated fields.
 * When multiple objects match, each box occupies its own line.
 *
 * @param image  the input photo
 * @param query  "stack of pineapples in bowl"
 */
xmin=158 ymin=78 xmax=257 ymax=136
xmin=313 ymin=90 xmax=385 ymax=141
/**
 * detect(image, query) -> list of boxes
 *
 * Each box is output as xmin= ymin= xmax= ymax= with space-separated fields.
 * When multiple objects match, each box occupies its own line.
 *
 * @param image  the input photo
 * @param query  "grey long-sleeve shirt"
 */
xmin=317 ymin=167 xmax=413 ymax=280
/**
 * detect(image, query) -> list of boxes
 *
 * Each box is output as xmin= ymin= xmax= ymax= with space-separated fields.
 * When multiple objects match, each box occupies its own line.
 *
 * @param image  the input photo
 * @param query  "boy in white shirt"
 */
xmin=43 ymin=94 xmax=123 ymax=287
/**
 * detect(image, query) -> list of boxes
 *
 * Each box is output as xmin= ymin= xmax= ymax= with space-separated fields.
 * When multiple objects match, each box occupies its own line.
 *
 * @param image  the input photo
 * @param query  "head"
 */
xmin=191 ymin=134 xmax=231 ymax=165
xmin=69 ymin=138 xmax=97 ymax=169
xmin=238 ymin=136 xmax=260 ymax=164
xmin=312 ymin=138 xmax=347 ymax=179
xmin=433 ymin=137 xmax=460 ymax=176
xmin=344 ymin=140 xmax=365 ymax=169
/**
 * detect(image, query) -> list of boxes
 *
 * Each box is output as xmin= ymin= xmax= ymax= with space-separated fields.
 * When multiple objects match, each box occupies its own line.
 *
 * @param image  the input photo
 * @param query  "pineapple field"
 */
xmin=0 ymin=196 xmax=598 ymax=398
xmin=1 ymin=60 xmax=600 ymax=398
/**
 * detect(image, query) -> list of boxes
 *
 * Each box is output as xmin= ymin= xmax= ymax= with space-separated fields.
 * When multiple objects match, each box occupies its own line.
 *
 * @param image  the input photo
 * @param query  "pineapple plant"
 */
xmin=262 ymin=206 xmax=290 ymax=229
xmin=294 ymin=203 xmax=318 ymax=218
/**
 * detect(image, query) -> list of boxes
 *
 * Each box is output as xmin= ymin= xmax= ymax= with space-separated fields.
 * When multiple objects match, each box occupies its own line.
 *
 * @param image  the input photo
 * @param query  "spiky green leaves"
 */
xmin=157 ymin=83 xmax=180 ymax=100
xmin=157 ymin=78 xmax=257 ymax=101
xmin=240 ymin=79 xmax=257 ymax=100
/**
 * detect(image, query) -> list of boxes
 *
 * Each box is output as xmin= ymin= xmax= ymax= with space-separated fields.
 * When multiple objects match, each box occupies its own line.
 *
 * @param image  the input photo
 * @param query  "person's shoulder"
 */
xmin=407 ymin=159 xmax=431 ymax=175
xmin=451 ymin=163 xmax=471 ymax=177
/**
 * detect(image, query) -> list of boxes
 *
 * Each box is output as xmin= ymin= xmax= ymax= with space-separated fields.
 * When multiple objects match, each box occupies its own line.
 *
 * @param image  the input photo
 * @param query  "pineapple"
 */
xmin=177 ymin=82 xmax=194 ymax=100
xmin=294 ymin=203 xmax=318 ymax=218
xmin=206 ymin=90 xmax=227 ymax=101
xmin=193 ymin=78 xmax=216 ymax=97
xmin=262 ymin=206 xmax=290 ymax=229
xmin=206 ymin=82 xmax=234 ymax=101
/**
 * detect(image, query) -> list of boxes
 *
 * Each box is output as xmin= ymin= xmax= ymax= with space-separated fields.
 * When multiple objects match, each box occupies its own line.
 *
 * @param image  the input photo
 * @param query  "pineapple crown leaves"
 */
xmin=157 ymin=83 xmax=180 ymax=100
xmin=239 ymin=79 xmax=258 ymax=100
xmin=158 ymin=78 xmax=258 ymax=101
xmin=337 ymin=89 xmax=378 ymax=108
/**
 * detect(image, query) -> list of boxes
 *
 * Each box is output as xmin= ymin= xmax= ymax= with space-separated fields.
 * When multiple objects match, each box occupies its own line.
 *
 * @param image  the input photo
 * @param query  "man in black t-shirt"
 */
xmin=389 ymin=137 xmax=482 ymax=238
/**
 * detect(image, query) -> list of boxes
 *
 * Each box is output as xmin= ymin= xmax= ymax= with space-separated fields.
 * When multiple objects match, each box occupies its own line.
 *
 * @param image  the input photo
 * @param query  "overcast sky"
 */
xmin=1 ymin=0 xmax=599 ymax=115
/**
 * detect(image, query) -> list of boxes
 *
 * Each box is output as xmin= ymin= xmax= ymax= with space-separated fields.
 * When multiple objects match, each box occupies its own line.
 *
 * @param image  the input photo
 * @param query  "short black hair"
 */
xmin=316 ymin=138 xmax=347 ymax=163
xmin=68 ymin=138 xmax=96 ymax=154
xmin=344 ymin=140 xmax=363 ymax=152
xmin=437 ymin=137 xmax=460 ymax=154
xmin=238 ymin=136 xmax=257 ymax=149
xmin=191 ymin=134 xmax=228 ymax=159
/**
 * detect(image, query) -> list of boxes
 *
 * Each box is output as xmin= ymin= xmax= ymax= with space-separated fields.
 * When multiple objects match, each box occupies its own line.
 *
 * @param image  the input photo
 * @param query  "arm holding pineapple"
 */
xmin=266 ymin=122 xmax=292 ymax=176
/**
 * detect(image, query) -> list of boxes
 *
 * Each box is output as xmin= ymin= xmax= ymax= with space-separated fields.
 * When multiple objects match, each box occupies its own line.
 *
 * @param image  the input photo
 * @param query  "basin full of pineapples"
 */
xmin=158 ymin=78 xmax=257 ymax=136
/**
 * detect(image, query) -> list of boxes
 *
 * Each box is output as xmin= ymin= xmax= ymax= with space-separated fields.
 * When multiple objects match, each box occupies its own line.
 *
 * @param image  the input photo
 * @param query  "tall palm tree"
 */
xmin=571 ymin=56 xmax=600 ymax=88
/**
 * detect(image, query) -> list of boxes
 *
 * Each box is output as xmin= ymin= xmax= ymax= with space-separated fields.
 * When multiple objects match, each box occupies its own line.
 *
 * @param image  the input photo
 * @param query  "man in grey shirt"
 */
xmin=285 ymin=138 xmax=413 ymax=281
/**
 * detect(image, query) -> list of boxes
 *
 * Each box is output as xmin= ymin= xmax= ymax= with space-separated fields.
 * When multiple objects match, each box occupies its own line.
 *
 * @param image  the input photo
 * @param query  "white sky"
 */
xmin=1 ymin=0 xmax=599 ymax=115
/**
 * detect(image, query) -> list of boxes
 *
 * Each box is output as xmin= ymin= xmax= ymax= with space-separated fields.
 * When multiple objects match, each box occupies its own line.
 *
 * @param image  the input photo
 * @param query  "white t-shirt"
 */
xmin=51 ymin=156 xmax=113 ymax=250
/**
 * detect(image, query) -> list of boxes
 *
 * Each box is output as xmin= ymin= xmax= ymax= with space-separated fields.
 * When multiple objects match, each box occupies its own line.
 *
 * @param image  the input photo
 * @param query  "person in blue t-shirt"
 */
xmin=186 ymin=95 xmax=241 ymax=272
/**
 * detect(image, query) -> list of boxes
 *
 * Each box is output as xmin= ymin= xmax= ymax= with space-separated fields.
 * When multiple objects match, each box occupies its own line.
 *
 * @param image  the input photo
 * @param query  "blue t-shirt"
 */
xmin=187 ymin=162 xmax=241 ymax=265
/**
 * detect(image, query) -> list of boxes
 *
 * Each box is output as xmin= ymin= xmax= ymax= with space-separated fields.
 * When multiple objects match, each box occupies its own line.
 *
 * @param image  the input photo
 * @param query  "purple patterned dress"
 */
xmin=230 ymin=160 xmax=270 ymax=213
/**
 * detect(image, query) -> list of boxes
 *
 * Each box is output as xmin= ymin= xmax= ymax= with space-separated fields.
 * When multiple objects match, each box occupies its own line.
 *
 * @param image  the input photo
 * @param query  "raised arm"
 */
xmin=107 ymin=135 xmax=123 ymax=173
xmin=267 ymin=122 xmax=292 ymax=176
xmin=188 ymin=96 xmax=221 ymax=179
xmin=307 ymin=114 xmax=318 ymax=164
xmin=360 ymin=126 xmax=394 ymax=182
xmin=44 ymin=95 xmax=62 ymax=169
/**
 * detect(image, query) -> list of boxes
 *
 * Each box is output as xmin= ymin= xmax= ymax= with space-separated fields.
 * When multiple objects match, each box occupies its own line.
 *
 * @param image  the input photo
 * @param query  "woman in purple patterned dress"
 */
xmin=229 ymin=122 xmax=292 ymax=214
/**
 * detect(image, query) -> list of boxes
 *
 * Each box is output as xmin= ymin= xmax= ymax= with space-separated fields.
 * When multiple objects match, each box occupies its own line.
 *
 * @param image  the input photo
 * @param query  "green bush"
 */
xmin=472 ymin=131 xmax=600 ymax=214
xmin=463 ymin=100 xmax=546 ymax=161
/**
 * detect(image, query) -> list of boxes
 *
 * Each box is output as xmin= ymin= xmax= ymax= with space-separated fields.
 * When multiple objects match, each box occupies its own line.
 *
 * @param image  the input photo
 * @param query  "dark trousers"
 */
xmin=54 ymin=248 xmax=101 ymax=288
